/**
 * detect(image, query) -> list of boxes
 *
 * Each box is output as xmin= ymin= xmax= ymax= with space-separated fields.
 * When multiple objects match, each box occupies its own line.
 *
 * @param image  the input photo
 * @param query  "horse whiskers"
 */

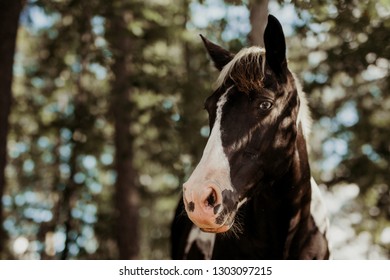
xmin=229 ymin=219 xmax=244 ymax=239
xmin=217 ymin=212 xmax=244 ymax=240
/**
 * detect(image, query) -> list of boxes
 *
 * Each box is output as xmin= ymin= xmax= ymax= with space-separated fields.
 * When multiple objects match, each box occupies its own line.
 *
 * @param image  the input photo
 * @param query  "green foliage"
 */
xmin=6 ymin=0 xmax=113 ymax=259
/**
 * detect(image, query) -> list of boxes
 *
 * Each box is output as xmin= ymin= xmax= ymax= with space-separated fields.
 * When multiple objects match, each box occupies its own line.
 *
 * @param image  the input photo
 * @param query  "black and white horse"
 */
xmin=171 ymin=15 xmax=330 ymax=260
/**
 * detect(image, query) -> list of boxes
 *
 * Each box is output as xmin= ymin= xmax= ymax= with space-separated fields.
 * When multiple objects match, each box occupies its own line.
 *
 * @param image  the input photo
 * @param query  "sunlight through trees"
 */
xmin=0 ymin=0 xmax=389 ymax=259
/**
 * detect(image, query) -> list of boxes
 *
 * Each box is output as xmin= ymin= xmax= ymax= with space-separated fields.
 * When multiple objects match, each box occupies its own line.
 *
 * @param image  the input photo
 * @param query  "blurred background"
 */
xmin=0 ymin=0 xmax=389 ymax=259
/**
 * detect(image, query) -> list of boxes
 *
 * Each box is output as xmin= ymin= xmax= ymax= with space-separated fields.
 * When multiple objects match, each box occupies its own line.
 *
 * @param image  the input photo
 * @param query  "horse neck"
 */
xmin=281 ymin=124 xmax=314 ymax=258
xmin=249 ymin=123 xmax=313 ymax=258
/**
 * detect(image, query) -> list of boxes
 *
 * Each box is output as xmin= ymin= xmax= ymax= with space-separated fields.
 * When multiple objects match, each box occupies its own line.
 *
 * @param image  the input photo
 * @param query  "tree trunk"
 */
xmin=0 ymin=0 xmax=23 ymax=254
xmin=248 ymin=0 xmax=269 ymax=46
xmin=108 ymin=11 xmax=139 ymax=260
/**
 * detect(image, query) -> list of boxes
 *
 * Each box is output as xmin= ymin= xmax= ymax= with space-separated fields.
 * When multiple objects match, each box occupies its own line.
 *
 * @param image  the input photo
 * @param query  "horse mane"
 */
xmin=215 ymin=47 xmax=266 ymax=92
xmin=294 ymin=74 xmax=312 ymax=139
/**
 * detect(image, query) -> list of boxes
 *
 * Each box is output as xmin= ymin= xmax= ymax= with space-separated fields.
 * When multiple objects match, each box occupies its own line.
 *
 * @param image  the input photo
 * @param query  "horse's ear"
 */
xmin=264 ymin=15 xmax=287 ymax=79
xmin=200 ymin=34 xmax=234 ymax=71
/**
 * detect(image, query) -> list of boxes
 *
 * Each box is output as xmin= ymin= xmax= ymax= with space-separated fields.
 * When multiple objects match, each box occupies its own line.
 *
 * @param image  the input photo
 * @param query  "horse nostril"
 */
xmin=206 ymin=188 xmax=217 ymax=207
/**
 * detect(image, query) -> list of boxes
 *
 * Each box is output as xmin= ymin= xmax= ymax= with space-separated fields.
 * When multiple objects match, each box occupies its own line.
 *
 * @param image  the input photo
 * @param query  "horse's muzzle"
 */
xmin=183 ymin=181 xmax=233 ymax=233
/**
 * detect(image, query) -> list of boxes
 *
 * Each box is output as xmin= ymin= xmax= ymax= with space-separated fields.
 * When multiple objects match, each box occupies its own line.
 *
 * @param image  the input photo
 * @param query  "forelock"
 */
xmin=215 ymin=47 xmax=266 ymax=92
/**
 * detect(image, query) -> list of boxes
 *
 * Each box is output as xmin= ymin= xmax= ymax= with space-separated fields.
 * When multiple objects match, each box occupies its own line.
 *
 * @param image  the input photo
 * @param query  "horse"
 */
xmin=171 ymin=15 xmax=330 ymax=260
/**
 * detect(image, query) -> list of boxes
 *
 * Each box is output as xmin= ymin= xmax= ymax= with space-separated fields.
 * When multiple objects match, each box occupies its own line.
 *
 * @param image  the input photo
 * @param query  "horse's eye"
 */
xmin=259 ymin=101 xmax=273 ymax=111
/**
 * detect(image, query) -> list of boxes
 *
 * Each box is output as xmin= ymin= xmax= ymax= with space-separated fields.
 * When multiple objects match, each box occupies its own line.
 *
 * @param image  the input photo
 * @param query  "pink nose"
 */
xmin=183 ymin=183 xmax=224 ymax=231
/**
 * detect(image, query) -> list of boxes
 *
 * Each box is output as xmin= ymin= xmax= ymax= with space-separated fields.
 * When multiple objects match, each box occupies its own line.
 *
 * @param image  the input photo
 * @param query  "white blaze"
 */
xmin=184 ymin=87 xmax=234 ymax=197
